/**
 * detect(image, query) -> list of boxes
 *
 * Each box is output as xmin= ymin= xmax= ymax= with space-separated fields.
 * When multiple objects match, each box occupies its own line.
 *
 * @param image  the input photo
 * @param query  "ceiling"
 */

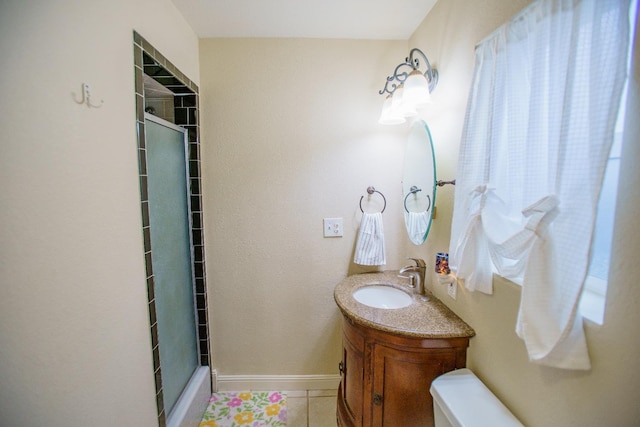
xmin=170 ymin=0 xmax=438 ymax=40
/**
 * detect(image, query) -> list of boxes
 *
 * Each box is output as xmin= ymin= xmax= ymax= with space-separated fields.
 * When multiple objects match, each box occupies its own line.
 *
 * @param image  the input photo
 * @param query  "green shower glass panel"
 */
xmin=145 ymin=116 xmax=198 ymax=415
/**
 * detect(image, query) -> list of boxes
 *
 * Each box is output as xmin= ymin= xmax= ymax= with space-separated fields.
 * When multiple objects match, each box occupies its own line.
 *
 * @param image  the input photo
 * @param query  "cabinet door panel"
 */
xmin=372 ymin=346 xmax=456 ymax=427
xmin=342 ymin=333 xmax=365 ymax=425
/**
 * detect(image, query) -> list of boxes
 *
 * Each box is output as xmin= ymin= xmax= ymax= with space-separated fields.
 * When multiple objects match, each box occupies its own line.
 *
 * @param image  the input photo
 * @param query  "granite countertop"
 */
xmin=334 ymin=271 xmax=475 ymax=339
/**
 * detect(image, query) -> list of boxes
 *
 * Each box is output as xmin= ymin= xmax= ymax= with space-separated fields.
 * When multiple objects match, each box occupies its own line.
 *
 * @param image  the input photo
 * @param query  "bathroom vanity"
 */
xmin=334 ymin=271 xmax=475 ymax=427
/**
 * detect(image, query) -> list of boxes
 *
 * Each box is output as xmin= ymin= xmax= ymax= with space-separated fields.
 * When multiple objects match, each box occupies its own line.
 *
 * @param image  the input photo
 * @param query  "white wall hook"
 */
xmin=73 ymin=83 xmax=103 ymax=108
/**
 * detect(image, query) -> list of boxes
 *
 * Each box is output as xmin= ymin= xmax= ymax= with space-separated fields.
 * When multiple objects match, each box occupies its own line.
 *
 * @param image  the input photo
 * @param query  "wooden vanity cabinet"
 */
xmin=337 ymin=316 xmax=470 ymax=427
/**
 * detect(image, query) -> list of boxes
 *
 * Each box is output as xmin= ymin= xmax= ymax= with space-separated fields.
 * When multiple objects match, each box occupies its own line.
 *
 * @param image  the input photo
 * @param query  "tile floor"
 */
xmin=285 ymin=389 xmax=338 ymax=427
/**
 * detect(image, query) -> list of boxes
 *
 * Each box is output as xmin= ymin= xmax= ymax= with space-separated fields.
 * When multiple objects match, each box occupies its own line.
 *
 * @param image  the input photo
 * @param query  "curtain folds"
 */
xmin=449 ymin=0 xmax=632 ymax=369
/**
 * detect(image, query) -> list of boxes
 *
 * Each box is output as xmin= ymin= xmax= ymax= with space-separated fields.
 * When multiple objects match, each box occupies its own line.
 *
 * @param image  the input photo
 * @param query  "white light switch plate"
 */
xmin=323 ymin=218 xmax=343 ymax=237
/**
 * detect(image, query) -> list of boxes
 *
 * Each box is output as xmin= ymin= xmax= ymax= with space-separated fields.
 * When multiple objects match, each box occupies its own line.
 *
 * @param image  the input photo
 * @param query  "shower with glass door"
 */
xmin=145 ymin=114 xmax=200 ymax=415
xmin=134 ymin=33 xmax=211 ymax=426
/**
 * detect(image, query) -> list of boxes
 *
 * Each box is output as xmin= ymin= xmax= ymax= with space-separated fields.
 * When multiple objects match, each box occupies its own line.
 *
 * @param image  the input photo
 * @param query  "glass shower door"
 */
xmin=145 ymin=114 xmax=198 ymax=415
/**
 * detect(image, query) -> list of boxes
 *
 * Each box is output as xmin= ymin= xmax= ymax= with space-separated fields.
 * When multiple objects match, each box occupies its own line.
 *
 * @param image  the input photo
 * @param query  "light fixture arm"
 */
xmin=378 ymin=48 xmax=439 ymax=97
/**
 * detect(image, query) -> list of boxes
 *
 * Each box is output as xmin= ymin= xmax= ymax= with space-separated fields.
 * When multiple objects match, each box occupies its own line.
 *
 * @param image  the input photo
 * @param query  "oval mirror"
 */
xmin=402 ymin=120 xmax=436 ymax=245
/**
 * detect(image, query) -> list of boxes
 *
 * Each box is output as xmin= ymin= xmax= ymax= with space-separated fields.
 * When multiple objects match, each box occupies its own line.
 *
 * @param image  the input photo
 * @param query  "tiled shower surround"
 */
xmin=133 ymin=31 xmax=210 ymax=427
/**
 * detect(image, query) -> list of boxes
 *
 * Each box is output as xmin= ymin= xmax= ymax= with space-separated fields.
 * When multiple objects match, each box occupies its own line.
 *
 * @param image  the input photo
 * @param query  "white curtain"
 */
xmin=449 ymin=0 xmax=632 ymax=370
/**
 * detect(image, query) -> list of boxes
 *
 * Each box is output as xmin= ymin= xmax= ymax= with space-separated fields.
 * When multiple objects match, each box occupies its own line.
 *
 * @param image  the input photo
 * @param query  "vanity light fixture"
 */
xmin=378 ymin=48 xmax=439 ymax=125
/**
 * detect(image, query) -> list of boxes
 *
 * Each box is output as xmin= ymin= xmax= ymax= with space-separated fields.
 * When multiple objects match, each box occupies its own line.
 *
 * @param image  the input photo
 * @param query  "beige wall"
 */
xmin=0 ymin=1 xmax=199 ymax=426
xmin=199 ymin=38 xmax=416 ymax=375
xmin=409 ymin=1 xmax=640 ymax=426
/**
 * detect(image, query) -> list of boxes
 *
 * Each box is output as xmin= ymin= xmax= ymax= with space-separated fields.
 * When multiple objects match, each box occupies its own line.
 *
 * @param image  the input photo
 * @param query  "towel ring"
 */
xmin=404 ymin=186 xmax=431 ymax=213
xmin=359 ymin=186 xmax=386 ymax=213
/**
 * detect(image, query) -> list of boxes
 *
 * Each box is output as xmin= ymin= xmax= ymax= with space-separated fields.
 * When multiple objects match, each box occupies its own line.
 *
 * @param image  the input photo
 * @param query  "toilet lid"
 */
xmin=430 ymin=369 xmax=524 ymax=427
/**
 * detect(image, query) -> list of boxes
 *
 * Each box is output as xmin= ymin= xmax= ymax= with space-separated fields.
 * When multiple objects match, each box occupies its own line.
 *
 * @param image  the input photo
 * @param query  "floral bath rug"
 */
xmin=199 ymin=391 xmax=286 ymax=427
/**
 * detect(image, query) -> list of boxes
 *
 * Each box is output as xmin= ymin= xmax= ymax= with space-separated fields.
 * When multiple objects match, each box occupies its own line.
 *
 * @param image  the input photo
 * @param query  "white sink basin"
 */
xmin=353 ymin=285 xmax=413 ymax=309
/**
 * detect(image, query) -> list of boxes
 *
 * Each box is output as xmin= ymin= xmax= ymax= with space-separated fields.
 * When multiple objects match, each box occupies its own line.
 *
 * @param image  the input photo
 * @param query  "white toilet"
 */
xmin=430 ymin=368 xmax=524 ymax=427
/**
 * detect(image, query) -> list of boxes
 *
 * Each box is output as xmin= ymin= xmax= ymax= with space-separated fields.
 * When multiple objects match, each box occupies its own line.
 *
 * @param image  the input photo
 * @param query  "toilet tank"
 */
xmin=430 ymin=369 xmax=524 ymax=427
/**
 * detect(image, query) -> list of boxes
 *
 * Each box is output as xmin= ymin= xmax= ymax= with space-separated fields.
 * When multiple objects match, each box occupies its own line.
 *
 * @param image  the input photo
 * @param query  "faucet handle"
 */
xmin=407 ymin=257 xmax=426 ymax=268
xmin=398 ymin=274 xmax=416 ymax=288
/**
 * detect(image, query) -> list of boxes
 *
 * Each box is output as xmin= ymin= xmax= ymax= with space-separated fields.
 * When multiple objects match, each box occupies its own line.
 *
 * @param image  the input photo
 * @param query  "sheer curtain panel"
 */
xmin=449 ymin=0 xmax=633 ymax=369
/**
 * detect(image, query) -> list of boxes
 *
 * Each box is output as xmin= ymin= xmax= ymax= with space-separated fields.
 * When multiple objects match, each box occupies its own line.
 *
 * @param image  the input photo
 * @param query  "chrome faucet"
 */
xmin=399 ymin=258 xmax=428 ymax=299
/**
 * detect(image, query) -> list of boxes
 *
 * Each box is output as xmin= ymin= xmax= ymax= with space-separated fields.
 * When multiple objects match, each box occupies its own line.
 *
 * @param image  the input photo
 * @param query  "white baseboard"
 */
xmin=215 ymin=374 xmax=341 ymax=392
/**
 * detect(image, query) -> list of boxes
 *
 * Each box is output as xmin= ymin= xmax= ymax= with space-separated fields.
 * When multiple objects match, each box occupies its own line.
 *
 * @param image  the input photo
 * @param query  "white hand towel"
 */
xmin=404 ymin=211 xmax=430 ymax=245
xmin=354 ymin=212 xmax=386 ymax=266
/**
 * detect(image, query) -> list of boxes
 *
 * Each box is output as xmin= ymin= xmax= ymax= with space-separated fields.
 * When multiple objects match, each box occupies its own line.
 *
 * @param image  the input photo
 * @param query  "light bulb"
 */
xmin=379 ymin=94 xmax=405 ymax=125
xmin=391 ymin=84 xmax=417 ymax=118
xmin=403 ymin=70 xmax=431 ymax=109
